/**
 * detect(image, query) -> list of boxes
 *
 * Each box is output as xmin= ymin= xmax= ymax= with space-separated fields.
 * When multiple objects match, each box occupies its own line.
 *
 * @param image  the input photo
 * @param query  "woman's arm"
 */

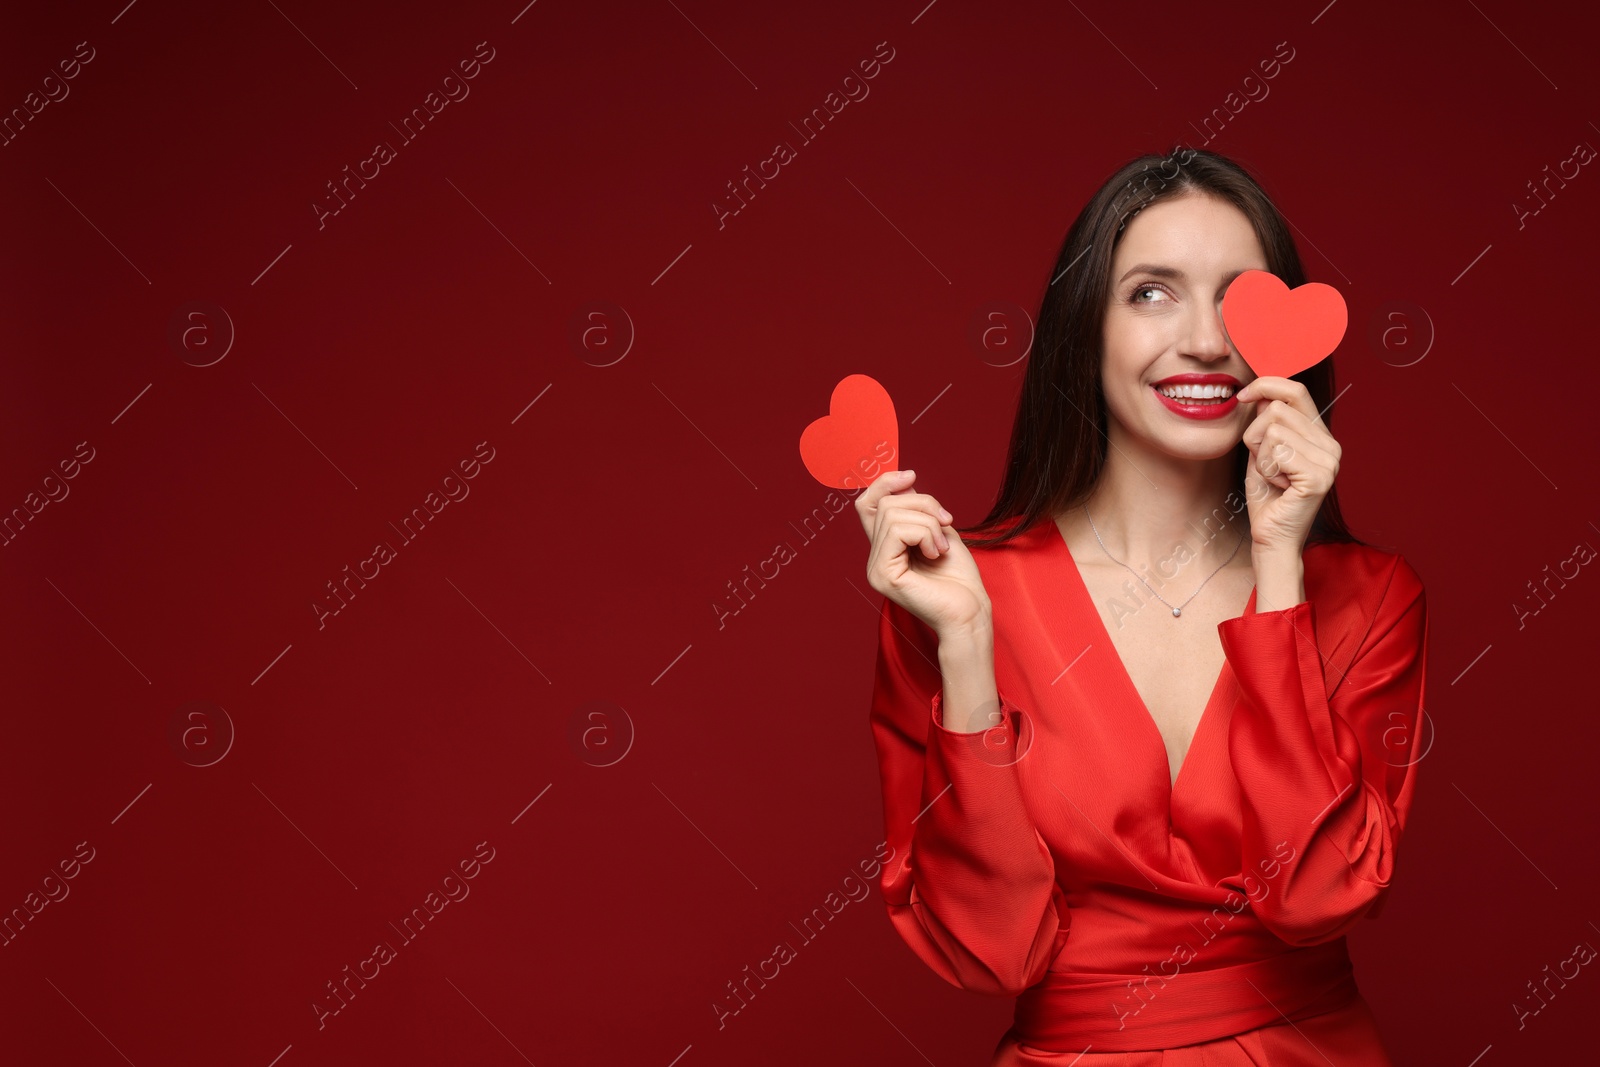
xmin=868 ymin=596 xmax=1064 ymax=996
xmin=1218 ymin=551 xmax=1429 ymax=946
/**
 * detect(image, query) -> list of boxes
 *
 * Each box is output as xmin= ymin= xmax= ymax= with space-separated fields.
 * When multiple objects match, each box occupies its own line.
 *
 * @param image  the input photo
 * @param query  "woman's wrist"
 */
xmin=935 ymin=613 xmax=993 ymax=650
xmin=936 ymin=619 xmax=1000 ymax=734
xmin=1251 ymin=549 xmax=1306 ymax=612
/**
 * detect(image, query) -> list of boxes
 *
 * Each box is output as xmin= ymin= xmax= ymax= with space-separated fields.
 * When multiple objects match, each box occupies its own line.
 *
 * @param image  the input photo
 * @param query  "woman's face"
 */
xmin=1100 ymin=191 xmax=1267 ymax=460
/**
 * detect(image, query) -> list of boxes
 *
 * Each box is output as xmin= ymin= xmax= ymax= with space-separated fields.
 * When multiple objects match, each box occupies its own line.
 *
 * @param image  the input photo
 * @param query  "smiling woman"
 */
xmin=861 ymin=146 xmax=1427 ymax=1067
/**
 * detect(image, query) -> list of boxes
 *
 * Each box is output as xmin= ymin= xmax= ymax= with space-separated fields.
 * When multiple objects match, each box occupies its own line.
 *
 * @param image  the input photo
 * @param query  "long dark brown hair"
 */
xmin=962 ymin=145 xmax=1361 ymax=551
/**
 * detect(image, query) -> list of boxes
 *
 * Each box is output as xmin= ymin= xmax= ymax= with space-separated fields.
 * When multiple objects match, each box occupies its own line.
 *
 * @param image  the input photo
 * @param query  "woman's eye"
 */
xmin=1131 ymin=285 xmax=1170 ymax=305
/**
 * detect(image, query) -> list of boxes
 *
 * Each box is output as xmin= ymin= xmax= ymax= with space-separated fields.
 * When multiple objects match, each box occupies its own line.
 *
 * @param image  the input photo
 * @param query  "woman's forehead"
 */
xmin=1113 ymin=197 xmax=1266 ymax=275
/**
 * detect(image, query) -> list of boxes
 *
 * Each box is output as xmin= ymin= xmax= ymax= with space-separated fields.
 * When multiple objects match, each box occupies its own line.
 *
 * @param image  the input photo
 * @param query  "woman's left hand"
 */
xmin=1235 ymin=375 xmax=1341 ymax=559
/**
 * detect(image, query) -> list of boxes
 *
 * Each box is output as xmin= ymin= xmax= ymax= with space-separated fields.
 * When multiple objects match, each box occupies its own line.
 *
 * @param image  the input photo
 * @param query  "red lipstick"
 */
xmin=1149 ymin=373 xmax=1242 ymax=421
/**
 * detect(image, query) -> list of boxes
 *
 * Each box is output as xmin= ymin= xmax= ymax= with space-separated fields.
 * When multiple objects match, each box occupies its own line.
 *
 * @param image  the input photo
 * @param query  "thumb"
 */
xmin=878 ymin=467 xmax=915 ymax=495
xmin=1242 ymin=459 xmax=1263 ymax=502
xmin=858 ymin=468 xmax=915 ymax=541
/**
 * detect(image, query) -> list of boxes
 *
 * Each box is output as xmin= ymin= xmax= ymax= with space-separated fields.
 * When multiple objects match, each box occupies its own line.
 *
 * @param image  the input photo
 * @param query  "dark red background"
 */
xmin=5 ymin=1 xmax=1597 ymax=1063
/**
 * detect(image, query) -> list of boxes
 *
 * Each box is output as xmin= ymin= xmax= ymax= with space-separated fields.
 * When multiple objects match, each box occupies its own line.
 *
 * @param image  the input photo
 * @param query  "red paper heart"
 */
xmin=1221 ymin=269 xmax=1348 ymax=379
xmin=799 ymin=374 xmax=900 ymax=490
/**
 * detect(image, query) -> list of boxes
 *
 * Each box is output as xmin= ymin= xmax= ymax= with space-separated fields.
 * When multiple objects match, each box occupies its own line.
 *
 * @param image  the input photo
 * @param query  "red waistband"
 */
xmin=1008 ymin=938 xmax=1358 ymax=1053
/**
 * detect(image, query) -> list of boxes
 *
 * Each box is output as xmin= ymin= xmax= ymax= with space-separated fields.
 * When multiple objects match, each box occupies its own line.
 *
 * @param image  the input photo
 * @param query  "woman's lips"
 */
xmin=1151 ymin=385 xmax=1239 ymax=420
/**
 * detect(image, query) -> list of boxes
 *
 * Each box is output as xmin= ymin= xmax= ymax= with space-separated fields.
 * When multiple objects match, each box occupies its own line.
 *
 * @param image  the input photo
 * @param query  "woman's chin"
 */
xmin=1148 ymin=429 xmax=1242 ymax=462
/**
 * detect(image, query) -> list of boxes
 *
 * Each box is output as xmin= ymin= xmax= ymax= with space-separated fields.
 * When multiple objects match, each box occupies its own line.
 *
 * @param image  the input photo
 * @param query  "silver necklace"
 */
xmin=1083 ymin=504 xmax=1245 ymax=617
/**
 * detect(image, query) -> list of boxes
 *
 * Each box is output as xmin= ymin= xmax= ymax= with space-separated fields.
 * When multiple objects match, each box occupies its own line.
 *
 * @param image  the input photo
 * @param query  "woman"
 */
xmin=857 ymin=147 xmax=1428 ymax=1065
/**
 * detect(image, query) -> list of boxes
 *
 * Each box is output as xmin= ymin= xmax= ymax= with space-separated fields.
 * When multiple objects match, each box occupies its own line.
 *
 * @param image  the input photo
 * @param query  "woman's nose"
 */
xmin=1185 ymin=303 xmax=1233 ymax=358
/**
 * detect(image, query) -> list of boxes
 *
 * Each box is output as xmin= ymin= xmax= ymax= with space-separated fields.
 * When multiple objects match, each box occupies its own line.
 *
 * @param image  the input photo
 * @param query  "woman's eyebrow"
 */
xmin=1118 ymin=263 xmax=1184 ymax=284
xmin=1115 ymin=263 xmax=1254 ymax=287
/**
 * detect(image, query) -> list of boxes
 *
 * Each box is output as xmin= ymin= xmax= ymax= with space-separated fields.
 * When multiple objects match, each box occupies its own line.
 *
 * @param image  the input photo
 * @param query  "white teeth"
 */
xmin=1157 ymin=383 xmax=1234 ymax=399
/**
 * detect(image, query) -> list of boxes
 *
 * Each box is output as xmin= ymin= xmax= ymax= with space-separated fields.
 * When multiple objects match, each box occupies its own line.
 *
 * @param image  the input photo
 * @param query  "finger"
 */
xmin=856 ymin=471 xmax=953 ymax=525
xmin=1254 ymin=446 xmax=1292 ymax=490
xmin=1241 ymin=397 xmax=1331 ymax=455
xmin=881 ymin=490 xmax=953 ymax=523
xmin=1274 ymin=435 xmax=1338 ymax=488
xmin=1256 ymin=426 xmax=1338 ymax=488
xmin=1242 ymin=405 xmax=1275 ymax=454
xmin=881 ymin=502 xmax=950 ymax=553
xmin=860 ymin=468 xmax=914 ymax=507
xmin=856 ymin=468 xmax=916 ymax=538
xmin=1251 ymin=445 xmax=1294 ymax=491
xmin=867 ymin=479 xmax=953 ymax=541
xmin=1236 ymin=375 xmax=1322 ymax=425
xmin=1256 ymin=417 xmax=1338 ymax=473
xmin=1244 ymin=423 xmax=1298 ymax=489
xmin=880 ymin=515 xmax=947 ymax=568
xmin=1267 ymin=397 xmax=1330 ymax=441
xmin=1241 ymin=399 xmax=1277 ymax=453
xmin=1242 ymin=451 xmax=1282 ymax=500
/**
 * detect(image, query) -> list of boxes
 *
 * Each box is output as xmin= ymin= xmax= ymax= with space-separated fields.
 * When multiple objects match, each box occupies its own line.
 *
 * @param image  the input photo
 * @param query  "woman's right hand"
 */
xmin=856 ymin=469 xmax=993 ymax=640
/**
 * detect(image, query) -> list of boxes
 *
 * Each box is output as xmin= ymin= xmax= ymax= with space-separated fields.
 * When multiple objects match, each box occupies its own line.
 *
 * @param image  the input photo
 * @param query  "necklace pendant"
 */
xmin=1172 ymin=607 xmax=1182 ymax=617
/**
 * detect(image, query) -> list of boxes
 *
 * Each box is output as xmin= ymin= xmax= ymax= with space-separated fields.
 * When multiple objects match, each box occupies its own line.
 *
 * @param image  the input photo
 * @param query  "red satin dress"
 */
xmin=869 ymin=516 xmax=1429 ymax=1065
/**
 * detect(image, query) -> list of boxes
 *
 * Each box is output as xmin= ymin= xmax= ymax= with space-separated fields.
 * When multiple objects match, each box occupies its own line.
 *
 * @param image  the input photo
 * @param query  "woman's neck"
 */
xmin=1067 ymin=449 xmax=1247 ymax=569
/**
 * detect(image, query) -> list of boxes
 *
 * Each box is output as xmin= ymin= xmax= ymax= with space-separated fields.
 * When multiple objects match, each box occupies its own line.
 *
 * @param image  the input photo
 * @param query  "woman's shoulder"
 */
xmin=954 ymin=513 xmax=1053 ymax=577
xmin=1305 ymin=539 xmax=1426 ymax=606
xmin=956 ymin=512 xmax=1042 ymax=552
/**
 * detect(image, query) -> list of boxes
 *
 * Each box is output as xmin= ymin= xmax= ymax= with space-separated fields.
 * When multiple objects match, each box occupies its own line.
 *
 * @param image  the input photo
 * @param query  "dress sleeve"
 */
xmin=1217 ymin=552 xmax=1429 ymax=947
xmin=867 ymin=596 xmax=1064 ymax=997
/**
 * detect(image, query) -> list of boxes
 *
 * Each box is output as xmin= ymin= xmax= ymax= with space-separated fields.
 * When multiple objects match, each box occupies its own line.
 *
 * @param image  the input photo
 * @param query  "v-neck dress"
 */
xmin=868 ymin=516 xmax=1429 ymax=1065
